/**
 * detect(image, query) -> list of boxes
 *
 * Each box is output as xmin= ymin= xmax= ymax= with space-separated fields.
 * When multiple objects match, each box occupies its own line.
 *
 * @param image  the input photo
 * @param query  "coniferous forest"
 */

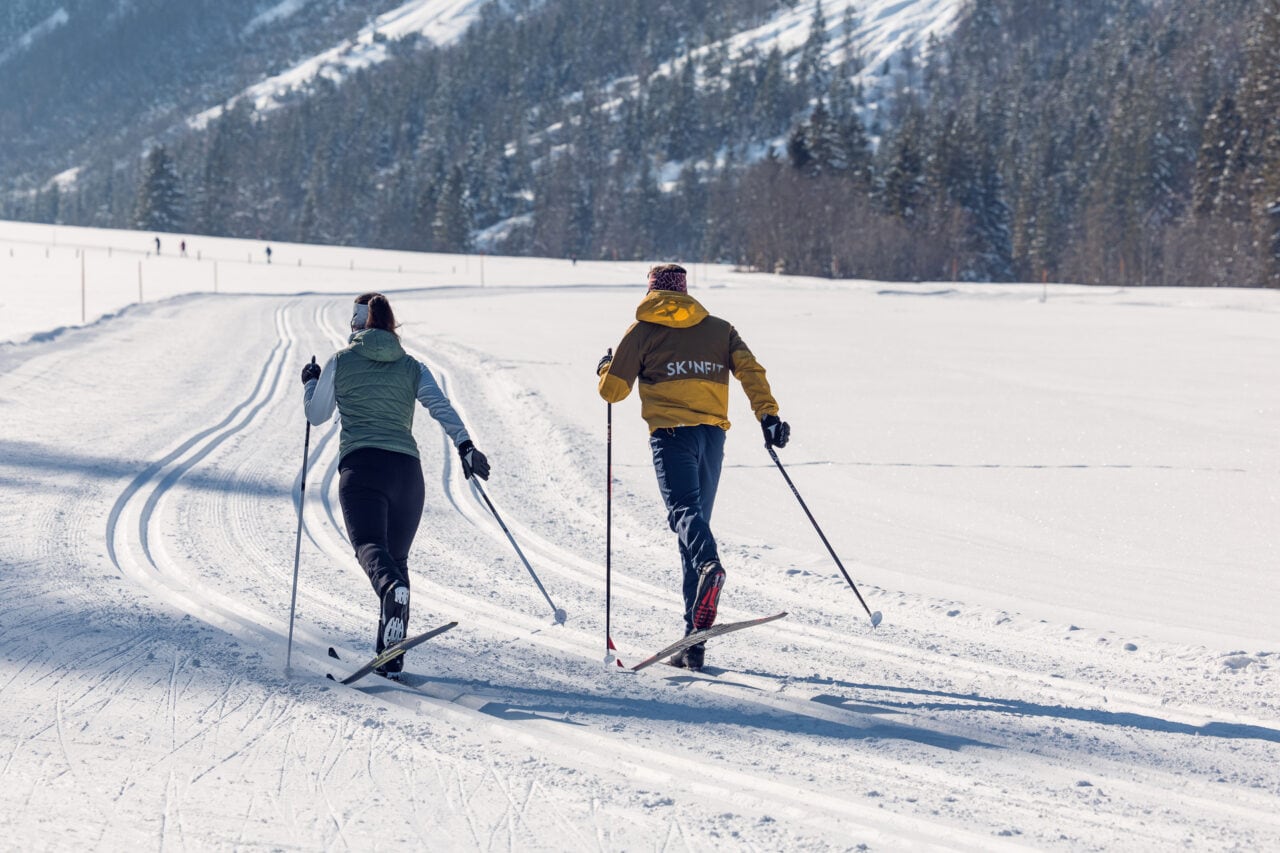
xmin=6 ymin=0 xmax=1280 ymax=287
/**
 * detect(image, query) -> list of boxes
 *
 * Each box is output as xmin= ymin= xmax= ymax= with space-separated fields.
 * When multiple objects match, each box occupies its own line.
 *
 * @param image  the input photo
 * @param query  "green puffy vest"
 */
xmin=334 ymin=329 xmax=421 ymax=461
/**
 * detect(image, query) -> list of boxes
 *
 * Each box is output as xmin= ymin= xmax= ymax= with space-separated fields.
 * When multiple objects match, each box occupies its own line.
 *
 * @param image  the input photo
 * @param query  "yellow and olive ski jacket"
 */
xmin=598 ymin=290 xmax=778 ymax=432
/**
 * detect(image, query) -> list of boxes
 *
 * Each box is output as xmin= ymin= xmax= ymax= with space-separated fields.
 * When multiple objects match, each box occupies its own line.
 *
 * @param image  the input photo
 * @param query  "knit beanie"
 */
xmin=647 ymin=264 xmax=688 ymax=293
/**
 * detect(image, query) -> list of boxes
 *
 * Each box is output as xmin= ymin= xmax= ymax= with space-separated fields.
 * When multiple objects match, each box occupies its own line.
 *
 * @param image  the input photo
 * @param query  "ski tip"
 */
xmin=870 ymin=610 xmax=883 ymax=628
xmin=553 ymin=608 xmax=568 ymax=625
xmin=325 ymin=673 xmax=336 ymax=681
xmin=328 ymin=647 xmax=340 ymax=659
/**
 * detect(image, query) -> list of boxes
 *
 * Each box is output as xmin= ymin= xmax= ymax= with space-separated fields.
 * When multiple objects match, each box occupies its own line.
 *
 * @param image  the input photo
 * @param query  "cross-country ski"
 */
xmin=631 ymin=612 xmax=788 ymax=672
xmin=325 ymin=621 xmax=459 ymax=685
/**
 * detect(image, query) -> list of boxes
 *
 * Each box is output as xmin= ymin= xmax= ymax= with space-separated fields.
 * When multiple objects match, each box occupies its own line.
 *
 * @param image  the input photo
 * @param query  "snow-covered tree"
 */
xmin=133 ymin=145 xmax=184 ymax=233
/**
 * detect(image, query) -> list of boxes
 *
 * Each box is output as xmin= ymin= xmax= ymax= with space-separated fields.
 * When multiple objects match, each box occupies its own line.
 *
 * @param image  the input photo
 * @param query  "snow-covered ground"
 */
xmin=1 ymin=220 xmax=1277 ymax=850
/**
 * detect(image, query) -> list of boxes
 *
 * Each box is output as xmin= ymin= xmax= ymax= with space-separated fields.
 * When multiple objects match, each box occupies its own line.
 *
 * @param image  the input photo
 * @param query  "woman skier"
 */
xmin=301 ymin=292 xmax=490 ymax=678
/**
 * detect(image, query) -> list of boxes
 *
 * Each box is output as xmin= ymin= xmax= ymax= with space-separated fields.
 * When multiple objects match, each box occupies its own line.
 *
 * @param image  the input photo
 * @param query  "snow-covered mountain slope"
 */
xmin=0 ymin=0 xmax=426 ymax=185
xmin=0 ymin=6 xmax=67 ymax=65
xmin=1 ymin=220 xmax=1277 ymax=849
xmin=190 ymin=0 xmax=506 ymax=128
xmin=194 ymin=0 xmax=961 ymax=130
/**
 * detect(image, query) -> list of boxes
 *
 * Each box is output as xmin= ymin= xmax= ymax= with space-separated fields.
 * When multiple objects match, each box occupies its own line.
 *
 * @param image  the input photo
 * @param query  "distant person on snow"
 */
xmin=596 ymin=264 xmax=789 ymax=670
xmin=301 ymin=292 xmax=491 ymax=679
xmin=154 ymin=236 xmax=161 ymax=255
xmin=265 ymin=245 xmax=273 ymax=264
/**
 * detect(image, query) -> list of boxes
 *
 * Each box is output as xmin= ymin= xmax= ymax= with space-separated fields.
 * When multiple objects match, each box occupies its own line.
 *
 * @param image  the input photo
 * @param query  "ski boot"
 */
xmin=691 ymin=561 xmax=725 ymax=631
xmin=375 ymin=584 xmax=410 ymax=679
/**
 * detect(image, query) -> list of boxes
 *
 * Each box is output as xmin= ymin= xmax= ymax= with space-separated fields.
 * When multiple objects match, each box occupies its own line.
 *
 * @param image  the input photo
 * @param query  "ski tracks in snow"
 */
xmin=2 ymin=290 xmax=1277 ymax=850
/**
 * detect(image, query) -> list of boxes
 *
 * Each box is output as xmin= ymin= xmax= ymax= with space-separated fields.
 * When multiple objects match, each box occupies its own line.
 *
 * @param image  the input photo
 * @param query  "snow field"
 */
xmin=1 ymin=221 xmax=1278 ymax=850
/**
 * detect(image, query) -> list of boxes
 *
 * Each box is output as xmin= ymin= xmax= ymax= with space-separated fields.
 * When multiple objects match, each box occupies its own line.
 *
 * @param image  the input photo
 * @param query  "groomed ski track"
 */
xmin=1 ymin=276 xmax=1277 ymax=851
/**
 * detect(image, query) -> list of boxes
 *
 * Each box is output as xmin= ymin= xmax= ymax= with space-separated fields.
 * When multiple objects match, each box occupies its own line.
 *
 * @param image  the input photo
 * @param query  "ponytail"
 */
xmin=353 ymin=292 xmax=399 ymax=338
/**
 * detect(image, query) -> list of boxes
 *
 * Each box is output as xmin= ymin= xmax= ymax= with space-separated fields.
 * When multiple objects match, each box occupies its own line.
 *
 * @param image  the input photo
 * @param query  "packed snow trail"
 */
xmin=0 ymin=232 xmax=1277 ymax=849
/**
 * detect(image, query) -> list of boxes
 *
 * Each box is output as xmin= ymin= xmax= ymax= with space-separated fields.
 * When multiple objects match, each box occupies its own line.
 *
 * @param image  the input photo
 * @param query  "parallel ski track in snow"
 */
xmin=105 ymin=302 xmax=295 ymax=640
xmin=104 ymin=300 xmax=344 ymax=667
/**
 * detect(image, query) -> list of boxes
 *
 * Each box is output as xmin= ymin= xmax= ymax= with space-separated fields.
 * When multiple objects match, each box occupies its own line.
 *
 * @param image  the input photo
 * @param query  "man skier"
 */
xmin=597 ymin=264 xmax=790 ymax=670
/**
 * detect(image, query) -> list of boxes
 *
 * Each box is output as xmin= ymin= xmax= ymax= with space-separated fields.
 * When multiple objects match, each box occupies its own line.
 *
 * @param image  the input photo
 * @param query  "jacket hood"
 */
xmin=347 ymin=328 xmax=406 ymax=362
xmin=636 ymin=290 xmax=707 ymax=328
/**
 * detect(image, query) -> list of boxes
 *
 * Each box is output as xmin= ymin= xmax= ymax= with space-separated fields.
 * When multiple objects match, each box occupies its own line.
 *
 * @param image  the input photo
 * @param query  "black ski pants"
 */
xmin=337 ymin=447 xmax=425 ymax=601
xmin=649 ymin=424 xmax=725 ymax=633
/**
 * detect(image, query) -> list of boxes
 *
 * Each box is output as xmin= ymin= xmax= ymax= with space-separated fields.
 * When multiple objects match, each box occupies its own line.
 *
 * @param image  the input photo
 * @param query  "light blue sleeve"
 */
xmin=302 ymin=354 xmax=338 ymax=425
xmin=416 ymin=360 xmax=471 ymax=447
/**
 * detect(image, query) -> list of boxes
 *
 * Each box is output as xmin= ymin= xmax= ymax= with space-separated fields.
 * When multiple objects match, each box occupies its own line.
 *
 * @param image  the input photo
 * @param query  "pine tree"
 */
xmin=787 ymin=125 xmax=814 ymax=173
xmin=1240 ymin=0 xmax=1280 ymax=282
xmin=879 ymin=102 xmax=926 ymax=221
xmin=195 ymin=101 xmax=253 ymax=235
xmin=133 ymin=145 xmax=184 ymax=232
xmin=798 ymin=1 xmax=830 ymax=95
xmin=433 ymin=164 xmax=471 ymax=252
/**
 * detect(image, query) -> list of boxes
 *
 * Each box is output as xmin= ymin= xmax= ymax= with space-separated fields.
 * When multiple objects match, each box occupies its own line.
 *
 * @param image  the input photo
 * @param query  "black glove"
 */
xmin=300 ymin=360 xmax=321 ymax=385
xmin=596 ymin=352 xmax=613 ymax=376
xmin=761 ymin=414 xmax=790 ymax=448
xmin=457 ymin=440 xmax=490 ymax=480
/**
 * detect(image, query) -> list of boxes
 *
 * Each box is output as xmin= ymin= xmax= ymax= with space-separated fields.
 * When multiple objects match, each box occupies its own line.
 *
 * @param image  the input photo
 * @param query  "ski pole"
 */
xmin=603 ymin=350 xmax=622 ymax=667
xmin=766 ymin=444 xmax=882 ymax=628
xmin=471 ymin=479 xmax=567 ymax=624
xmin=285 ymin=356 xmax=316 ymax=671
xmin=605 ymin=365 xmax=621 ymax=666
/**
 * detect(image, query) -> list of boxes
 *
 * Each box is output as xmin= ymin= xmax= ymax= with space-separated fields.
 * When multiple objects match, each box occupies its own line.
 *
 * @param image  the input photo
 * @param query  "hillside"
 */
xmin=6 ymin=0 xmax=1280 ymax=288
xmin=0 ymin=0 xmax=448 ymax=186
xmin=4 ymin=1 xmax=963 ymax=265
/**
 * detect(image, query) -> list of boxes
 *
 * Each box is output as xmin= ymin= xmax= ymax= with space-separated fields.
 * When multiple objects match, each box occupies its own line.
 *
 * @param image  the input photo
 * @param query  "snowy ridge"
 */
xmin=190 ymin=0 xmax=500 ymax=129
xmin=0 ymin=219 xmax=1277 ymax=849
xmin=702 ymin=0 xmax=960 ymax=91
xmin=0 ymin=6 xmax=68 ymax=66
xmin=242 ymin=0 xmax=312 ymax=37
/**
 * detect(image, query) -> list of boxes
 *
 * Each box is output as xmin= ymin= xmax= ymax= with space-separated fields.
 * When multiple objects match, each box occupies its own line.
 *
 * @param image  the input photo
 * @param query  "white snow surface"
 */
xmin=1 ymin=219 xmax=1278 ymax=850
xmin=242 ymin=0 xmax=313 ymax=37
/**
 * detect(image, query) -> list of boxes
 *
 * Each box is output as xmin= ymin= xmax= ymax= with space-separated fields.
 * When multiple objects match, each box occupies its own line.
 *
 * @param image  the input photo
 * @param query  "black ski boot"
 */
xmin=375 ymin=584 xmax=410 ymax=679
xmin=691 ymin=561 xmax=725 ymax=631
xmin=670 ymin=641 xmax=706 ymax=671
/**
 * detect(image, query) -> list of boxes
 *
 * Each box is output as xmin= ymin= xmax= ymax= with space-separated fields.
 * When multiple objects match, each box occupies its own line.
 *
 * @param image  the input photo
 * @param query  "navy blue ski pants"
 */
xmin=338 ymin=447 xmax=424 ymax=602
xmin=649 ymin=424 xmax=725 ymax=633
